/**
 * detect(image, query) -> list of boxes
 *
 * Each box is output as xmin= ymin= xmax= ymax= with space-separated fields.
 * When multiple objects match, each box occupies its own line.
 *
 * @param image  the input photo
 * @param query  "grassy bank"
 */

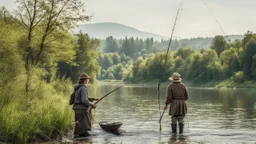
xmin=0 ymin=73 xmax=74 ymax=143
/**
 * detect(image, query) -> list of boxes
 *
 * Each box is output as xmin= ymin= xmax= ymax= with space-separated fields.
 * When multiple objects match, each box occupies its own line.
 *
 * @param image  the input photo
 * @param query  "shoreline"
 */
xmin=97 ymin=79 xmax=256 ymax=88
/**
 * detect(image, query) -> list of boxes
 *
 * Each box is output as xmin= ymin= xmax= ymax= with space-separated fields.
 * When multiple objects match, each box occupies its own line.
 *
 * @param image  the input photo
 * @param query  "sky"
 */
xmin=1 ymin=0 xmax=256 ymax=38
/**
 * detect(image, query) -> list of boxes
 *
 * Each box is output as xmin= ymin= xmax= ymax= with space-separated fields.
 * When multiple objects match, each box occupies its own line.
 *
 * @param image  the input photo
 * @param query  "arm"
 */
xmin=88 ymin=98 xmax=95 ymax=102
xmin=184 ymin=86 xmax=188 ymax=101
xmin=165 ymin=86 xmax=173 ymax=106
xmin=88 ymin=98 xmax=99 ymax=102
xmin=80 ymin=87 xmax=94 ymax=107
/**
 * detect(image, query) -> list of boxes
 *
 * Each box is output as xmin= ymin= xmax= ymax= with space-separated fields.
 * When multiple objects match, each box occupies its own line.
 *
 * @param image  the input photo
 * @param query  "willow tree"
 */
xmin=15 ymin=0 xmax=90 ymax=91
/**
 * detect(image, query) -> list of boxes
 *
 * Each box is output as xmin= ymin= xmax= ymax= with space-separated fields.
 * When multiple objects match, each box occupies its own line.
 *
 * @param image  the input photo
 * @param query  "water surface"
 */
xmin=65 ymin=84 xmax=256 ymax=144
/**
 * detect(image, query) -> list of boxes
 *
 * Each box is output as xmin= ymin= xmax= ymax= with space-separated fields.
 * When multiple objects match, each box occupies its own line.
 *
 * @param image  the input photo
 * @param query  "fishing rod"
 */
xmin=89 ymin=84 xmax=125 ymax=110
xmin=75 ymin=84 xmax=125 ymax=124
xmin=158 ymin=0 xmax=184 ymax=131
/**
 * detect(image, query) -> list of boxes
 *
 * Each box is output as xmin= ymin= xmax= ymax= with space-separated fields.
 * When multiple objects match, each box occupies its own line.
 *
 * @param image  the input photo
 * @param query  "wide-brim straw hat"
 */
xmin=169 ymin=72 xmax=182 ymax=82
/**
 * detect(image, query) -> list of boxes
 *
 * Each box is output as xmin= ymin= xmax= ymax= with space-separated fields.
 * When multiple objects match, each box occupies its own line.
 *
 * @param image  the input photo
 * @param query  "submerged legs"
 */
xmin=171 ymin=115 xmax=185 ymax=134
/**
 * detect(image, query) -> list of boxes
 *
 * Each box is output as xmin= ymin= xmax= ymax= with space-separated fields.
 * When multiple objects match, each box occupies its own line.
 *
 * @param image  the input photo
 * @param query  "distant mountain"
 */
xmin=78 ymin=22 xmax=176 ymax=41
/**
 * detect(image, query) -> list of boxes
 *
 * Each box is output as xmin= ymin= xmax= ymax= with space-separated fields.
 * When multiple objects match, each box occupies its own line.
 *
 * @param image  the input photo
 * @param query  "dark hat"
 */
xmin=79 ymin=73 xmax=89 ymax=79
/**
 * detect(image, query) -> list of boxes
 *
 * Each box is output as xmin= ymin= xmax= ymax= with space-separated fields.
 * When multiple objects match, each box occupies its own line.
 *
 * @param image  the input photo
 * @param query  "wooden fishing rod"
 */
xmin=89 ymin=84 xmax=125 ymax=110
xmin=75 ymin=84 xmax=125 ymax=124
xmin=158 ymin=0 xmax=184 ymax=131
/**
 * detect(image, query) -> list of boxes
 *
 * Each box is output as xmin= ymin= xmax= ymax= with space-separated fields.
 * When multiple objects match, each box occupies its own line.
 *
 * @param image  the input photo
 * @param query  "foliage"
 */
xmin=240 ymin=38 xmax=256 ymax=79
xmin=211 ymin=35 xmax=229 ymax=58
xmin=233 ymin=71 xmax=245 ymax=83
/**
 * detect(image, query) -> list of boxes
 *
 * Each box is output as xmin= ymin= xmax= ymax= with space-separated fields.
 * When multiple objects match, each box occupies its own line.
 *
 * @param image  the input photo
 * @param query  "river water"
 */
xmin=65 ymin=83 xmax=256 ymax=144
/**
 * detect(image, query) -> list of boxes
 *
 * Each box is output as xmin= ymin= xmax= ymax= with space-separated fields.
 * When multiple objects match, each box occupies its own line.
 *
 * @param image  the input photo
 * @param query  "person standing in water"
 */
xmin=72 ymin=73 xmax=98 ymax=138
xmin=164 ymin=72 xmax=188 ymax=134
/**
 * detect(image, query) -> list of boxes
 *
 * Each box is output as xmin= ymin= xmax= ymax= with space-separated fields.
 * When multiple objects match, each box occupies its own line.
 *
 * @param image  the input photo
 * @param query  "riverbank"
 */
xmin=100 ymin=79 xmax=256 ymax=88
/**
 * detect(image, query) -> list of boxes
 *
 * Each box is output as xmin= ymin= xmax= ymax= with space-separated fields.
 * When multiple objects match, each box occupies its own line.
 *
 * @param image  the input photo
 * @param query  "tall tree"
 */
xmin=15 ymin=0 xmax=90 ymax=91
xmin=241 ymin=38 xmax=256 ymax=79
xmin=104 ymin=36 xmax=119 ymax=52
xmin=211 ymin=35 xmax=229 ymax=58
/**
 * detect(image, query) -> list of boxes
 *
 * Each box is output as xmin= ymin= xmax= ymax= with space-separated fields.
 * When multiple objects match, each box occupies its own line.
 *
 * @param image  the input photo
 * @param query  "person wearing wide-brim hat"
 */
xmin=72 ymin=73 xmax=99 ymax=138
xmin=164 ymin=72 xmax=188 ymax=134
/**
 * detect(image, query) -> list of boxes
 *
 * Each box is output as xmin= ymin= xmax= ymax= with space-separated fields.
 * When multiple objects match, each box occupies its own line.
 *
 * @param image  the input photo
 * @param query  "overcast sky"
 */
xmin=1 ymin=0 xmax=256 ymax=38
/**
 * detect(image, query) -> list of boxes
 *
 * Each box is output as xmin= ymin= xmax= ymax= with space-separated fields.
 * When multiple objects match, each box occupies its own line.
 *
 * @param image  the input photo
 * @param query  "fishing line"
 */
xmin=138 ymin=110 xmax=159 ymax=128
xmin=204 ymin=0 xmax=241 ymax=64
xmin=204 ymin=1 xmax=232 ymax=44
xmin=158 ymin=0 xmax=184 ymax=131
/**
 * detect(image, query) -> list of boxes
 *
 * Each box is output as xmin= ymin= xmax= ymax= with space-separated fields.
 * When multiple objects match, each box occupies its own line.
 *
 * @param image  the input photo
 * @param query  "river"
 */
xmin=64 ymin=83 xmax=256 ymax=144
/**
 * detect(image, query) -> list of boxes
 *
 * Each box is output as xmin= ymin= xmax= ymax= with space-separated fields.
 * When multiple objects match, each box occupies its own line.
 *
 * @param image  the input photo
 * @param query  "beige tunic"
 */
xmin=165 ymin=82 xmax=188 ymax=116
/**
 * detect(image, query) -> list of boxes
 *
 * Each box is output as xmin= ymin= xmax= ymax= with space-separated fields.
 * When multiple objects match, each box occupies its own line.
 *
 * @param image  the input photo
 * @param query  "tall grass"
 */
xmin=0 ymin=69 xmax=74 ymax=143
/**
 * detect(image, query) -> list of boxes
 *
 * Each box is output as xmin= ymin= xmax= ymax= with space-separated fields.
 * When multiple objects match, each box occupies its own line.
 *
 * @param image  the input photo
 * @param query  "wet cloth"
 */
xmin=171 ymin=115 xmax=185 ymax=124
xmin=165 ymin=82 xmax=188 ymax=116
xmin=74 ymin=109 xmax=91 ymax=135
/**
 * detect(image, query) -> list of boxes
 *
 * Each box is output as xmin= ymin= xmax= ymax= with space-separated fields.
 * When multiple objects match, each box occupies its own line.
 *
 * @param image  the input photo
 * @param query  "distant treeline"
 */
xmin=100 ymin=35 xmax=243 ymax=55
xmin=97 ymin=34 xmax=256 ymax=84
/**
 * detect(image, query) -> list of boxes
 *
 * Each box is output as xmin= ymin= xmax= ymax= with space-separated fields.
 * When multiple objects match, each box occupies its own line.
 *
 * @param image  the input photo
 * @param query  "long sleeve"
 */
xmin=88 ymin=98 xmax=96 ymax=102
xmin=184 ymin=86 xmax=188 ymax=101
xmin=165 ymin=86 xmax=173 ymax=105
xmin=80 ymin=87 xmax=93 ymax=107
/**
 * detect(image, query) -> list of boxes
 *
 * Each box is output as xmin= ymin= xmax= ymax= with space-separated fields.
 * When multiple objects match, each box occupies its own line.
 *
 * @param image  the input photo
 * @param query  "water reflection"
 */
xmin=169 ymin=134 xmax=188 ymax=144
xmin=79 ymin=84 xmax=256 ymax=143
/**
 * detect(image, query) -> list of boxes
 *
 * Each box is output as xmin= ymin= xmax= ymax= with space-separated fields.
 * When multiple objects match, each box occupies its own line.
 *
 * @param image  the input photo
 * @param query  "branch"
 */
xmin=17 ymin=12 xmax=28 ymax=28
xmin=49 ymin=0 xmax=69 ymax=28
xmin=22 ymin=0 xmax=32 ymax=23
xmin=30 ymin=0 xmax=37 ymax=25
xmin=35 ymin=0 xmax=55 ymax=64
xmin=32 ymin=13 xmax=45 ymax=28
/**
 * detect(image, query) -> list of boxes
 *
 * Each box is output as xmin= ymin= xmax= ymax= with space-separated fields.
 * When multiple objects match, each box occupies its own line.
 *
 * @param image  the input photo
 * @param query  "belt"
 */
xmin=173 ymin=98 xmax=185 ymax=100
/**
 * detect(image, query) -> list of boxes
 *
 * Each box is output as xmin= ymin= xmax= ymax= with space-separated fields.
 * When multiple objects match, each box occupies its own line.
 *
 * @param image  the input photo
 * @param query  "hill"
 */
xmin=78 ymin=22 xmax=176 ymax=41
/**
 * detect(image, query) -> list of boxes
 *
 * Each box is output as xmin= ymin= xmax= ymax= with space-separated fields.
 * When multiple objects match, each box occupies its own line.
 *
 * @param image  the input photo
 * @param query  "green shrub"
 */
xmin=233 ymin=71 xmax=245 ymax=83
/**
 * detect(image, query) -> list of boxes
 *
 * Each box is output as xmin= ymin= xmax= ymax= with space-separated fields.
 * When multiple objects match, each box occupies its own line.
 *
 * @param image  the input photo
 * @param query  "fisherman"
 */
xmin=73 ymin=73 xmax=98 ymax=138
xmin=164 ymin=72 xmax=188 ymax=134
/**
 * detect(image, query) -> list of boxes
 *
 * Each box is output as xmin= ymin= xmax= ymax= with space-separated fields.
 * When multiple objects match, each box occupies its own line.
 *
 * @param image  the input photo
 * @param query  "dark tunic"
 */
xmin=72 ymin=84 xmax=94 ymax=135
xmin=165 ymin=82 xmax=188 ymax=116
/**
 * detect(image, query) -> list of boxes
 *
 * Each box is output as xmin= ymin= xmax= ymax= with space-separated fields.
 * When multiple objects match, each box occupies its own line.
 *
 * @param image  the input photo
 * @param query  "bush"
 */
xmin=108 ymin=73 xmax=115 ymax=79
xmin=233 ymin=71 xmax=245 ymax=83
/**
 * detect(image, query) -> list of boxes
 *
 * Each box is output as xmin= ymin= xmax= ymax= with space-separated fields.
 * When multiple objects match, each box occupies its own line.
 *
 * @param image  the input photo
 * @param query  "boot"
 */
xmin=171 ymin=124 xmax=177 ymax=134
xmin=179 ymin=123 xmax=184 ymax=134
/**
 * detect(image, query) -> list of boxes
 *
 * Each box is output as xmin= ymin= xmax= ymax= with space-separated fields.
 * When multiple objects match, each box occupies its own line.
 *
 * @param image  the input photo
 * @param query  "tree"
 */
xmin=240 ymin=38 xmax=256 ymax=79
xmin=104 ymin=36 xmax=119 ymax=52
xmin=242 ymin=31 xmax=254 ymax=46
xmin=112 ymin=52 xmax=121 ymax=64
xmin=72 ymin=33 xmax=100 ymax=83
xmin=15 ymin=0 xmax=90 ymax=91
xmin=211 ymin=35 xmax=229 ymax=58
xmin=174 ymin=48 xmax=195 ymax=59
xmin=252 ymin=55 xmax=256 ymax=81
xmin=220 ymin=48 xmax=241 ymax=78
